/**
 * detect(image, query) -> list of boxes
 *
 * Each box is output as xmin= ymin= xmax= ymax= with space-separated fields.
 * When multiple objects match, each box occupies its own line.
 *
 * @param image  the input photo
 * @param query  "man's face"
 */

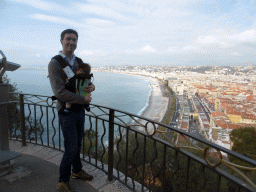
xmin=61 ymin=33 xmax=78 ymax=54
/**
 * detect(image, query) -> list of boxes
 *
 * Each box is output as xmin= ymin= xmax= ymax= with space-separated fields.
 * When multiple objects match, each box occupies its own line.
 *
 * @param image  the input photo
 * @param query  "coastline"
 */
xmin=97 ymin=70 xmax=169 ymax=130
xmin=137 ymin=77 xmax=169 ymax=131
xmin=9 ymin=68 xmax=167 ymax=125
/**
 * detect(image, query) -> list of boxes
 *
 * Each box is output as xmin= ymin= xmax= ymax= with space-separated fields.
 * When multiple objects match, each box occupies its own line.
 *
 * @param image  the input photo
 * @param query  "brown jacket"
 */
xmin=48 ymin=57 xmax=87 ymax=112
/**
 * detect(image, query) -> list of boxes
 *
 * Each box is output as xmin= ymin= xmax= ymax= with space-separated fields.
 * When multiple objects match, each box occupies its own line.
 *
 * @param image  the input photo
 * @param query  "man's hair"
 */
xmin=61 ymin=29 xmax=78 ymax=40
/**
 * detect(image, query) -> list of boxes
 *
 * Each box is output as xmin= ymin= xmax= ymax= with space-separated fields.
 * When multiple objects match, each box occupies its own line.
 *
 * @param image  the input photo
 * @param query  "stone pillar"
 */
xmin=0 ymin=83 xmax=9 ymax=150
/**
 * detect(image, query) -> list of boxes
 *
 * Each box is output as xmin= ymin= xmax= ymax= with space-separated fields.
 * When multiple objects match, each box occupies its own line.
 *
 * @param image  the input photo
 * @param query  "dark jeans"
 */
xmin=58 ymin=110 xmax=85 ymax=182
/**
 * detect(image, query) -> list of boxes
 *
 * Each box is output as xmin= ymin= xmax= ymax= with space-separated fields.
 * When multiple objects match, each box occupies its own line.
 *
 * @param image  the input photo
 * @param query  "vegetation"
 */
xmin=228 ymin=127 xmax=256 ymax=190
xmin=4 ymin=75 xmax=43 ymax=141
xmin=159 ymin=81 xmax=175 ymax=133
xmin=85 ymin=130 xmax=239 ymax=192
xmin=230 ymin=127 xmax=256 ymax=163
xmin=4 ymin=76 xmax=20 ymax=137
xmin=81 ymin=129 xmax=100 ymax=156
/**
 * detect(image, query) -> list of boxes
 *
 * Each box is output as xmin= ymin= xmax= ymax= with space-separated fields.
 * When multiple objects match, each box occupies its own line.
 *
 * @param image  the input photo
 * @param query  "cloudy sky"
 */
xmin=0 ymin=0 xmax=256 ymax=68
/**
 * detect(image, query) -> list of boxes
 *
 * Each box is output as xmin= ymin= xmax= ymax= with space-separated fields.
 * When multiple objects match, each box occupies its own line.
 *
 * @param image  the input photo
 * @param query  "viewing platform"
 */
xmin=0 ymin=140 xmax=132 ymax=192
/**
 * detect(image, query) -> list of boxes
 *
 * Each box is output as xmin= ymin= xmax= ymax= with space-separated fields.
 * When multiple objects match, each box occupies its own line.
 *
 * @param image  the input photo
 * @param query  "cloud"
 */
xmin=0 ymin=39 xmax=48 ymax=49
xmin=229 ymin=52 xmax=240 ymax=56
xmin=168 ymin=47 xmax=178 ymax=52
xmin=182 ymin=46 xmax=198 ymax=51
xmin=198 ymin=35 xmax=223 ymax=45
xmin=227 ymin=29 xmax=256 ymax=42
xmin=35 ymin=53 xmax=41 ymax=57
xmin=85 ymin=18 xmax=116 ymax=27
xmin=79 ymin=50 xmax=94 ymax=56
xmin=139 ymin=45 xmax=156 ymax=53
xmin=74 ymin=3 xmax=131 ymax=22
xmin=29 ymin=14 xmax=84 ymax=28
xmin=28 ymin=53 xmax=44 ymax=58
xmin=198 ymin=29 xmax=256 ymax=46
xmin=9 ymin=0 xmax=58 ymax=11
xmin=78 ymin=50 xmax=105 ymax=56
xmin=152 ymin=7 xmax=190 ymax=17
xmin=4 ymin=0 xmax=256 ymax=67
xmin=9 ymin=0 xmax=81 ymax=14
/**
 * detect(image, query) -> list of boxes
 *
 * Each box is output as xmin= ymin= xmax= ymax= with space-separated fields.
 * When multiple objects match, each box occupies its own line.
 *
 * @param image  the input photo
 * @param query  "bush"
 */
xmin=4 ymin=75 xmax=43 ymax=141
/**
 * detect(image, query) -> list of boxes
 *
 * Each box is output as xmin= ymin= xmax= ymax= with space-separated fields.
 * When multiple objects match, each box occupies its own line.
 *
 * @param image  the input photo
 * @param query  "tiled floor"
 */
xmin=7 ymin=140 xmax=133 ymax=192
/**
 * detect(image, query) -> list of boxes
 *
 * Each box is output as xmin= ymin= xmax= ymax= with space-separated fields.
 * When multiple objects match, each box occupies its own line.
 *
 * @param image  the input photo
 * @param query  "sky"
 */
xmin=0 ymin=0 xmax=256 ymax=68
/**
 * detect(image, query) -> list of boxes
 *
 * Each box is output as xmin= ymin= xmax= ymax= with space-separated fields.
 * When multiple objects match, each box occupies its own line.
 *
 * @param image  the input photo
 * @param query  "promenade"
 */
xmin=0 ymin=140 xmax=132 ymax=192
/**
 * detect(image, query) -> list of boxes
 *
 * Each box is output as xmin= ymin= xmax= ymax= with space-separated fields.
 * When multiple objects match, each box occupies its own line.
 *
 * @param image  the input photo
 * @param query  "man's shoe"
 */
xmin=72 ymin=169 xmax=93 ymax=181
xmin=57 ymin=181 xmax=74 ymax=192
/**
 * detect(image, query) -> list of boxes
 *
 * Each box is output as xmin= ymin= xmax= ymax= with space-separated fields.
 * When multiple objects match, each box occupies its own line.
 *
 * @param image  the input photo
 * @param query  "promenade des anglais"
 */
xmin=94 ymin=65 xmax=256 ymax=152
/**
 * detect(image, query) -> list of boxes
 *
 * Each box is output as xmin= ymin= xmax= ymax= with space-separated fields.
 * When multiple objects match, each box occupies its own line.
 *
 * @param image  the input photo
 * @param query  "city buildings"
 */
xmin=93 ymin=65 xmax=256 ymax=151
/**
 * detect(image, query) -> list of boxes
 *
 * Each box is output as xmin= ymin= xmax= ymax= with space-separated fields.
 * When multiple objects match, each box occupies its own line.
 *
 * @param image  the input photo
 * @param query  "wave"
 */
xmin=137 ymin=84 xmax=152 ymax=116
xmin=127 ymin=83 xmax=152 ymax=126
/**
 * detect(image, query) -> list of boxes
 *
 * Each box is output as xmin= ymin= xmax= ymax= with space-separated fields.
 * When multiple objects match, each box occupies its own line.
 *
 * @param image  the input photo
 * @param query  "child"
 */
xmin=64 ymin=63 xmax=92 ymax=113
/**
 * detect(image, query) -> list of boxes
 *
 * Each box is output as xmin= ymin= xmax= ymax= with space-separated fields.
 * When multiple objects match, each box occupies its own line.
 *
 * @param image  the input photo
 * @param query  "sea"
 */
xmin=5 ymin=68 xmax=152 ymax=146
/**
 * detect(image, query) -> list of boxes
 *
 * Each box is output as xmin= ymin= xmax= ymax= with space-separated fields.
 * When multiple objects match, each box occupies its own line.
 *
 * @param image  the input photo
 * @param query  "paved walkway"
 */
xmin=0 ymin=140 xmax=133 ymax=192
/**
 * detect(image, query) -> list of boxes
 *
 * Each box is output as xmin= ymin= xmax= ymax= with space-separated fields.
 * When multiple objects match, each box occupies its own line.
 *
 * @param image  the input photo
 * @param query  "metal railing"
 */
xmin=4 ymin=92 xmax=256 ymax=192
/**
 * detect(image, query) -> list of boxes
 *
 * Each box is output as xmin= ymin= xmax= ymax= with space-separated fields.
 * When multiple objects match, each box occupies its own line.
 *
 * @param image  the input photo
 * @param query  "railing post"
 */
xmin=108 ymin=109 xmax=114 ymax=181
xmin=20 ymin=94 xmax=26 ymax=146
xmin=0 ymin=83 xmax=9 ymax=150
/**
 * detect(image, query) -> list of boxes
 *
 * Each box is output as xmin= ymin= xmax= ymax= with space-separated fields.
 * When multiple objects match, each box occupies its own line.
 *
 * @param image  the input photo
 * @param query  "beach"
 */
xmin=140 ymin=78 xmax=168 ymax=120
xmin=130 ymin=75 xmax=169 ymax=133
xmin=104 ymin=71 xmax=170 ymax=132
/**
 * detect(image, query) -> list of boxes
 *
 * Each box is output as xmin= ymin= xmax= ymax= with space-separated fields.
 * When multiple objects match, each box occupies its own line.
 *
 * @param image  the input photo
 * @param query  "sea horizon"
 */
xmin=6 ymin=68 xmax=152 ymax=117
xmin=6 ymin=68 xmax=154 ymax=146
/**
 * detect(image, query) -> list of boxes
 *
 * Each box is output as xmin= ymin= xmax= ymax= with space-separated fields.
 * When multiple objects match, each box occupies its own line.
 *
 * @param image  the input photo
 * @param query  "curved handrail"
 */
xmin=7 ymin=92 xmax=256 ymax=191
xmin=11 ymin=92 xmax=256 ymax=166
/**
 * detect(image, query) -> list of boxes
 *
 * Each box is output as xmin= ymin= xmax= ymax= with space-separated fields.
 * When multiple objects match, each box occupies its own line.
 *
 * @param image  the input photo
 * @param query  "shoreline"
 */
xmin=139 ymin=77 xmax=169 ymax=124
xmin=18 ymin=68 xmax=169 ymax=129
xmin=131 ymin=76 xmax=169 ymax=133
xmin=99 ymin=71 xmax=169 ymax=129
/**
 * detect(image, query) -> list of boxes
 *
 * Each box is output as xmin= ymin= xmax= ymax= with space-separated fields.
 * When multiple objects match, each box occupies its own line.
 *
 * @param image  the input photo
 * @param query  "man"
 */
xmin=48 ymin=29 xmax=95 ymax=192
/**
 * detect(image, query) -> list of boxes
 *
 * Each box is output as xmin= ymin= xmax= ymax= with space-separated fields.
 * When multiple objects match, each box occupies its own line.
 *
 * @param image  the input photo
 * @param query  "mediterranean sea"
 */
xmin=5 ymin=68 xmax=152 ymax=146
xmin=6 ymin=68 xmax=151 ymax=115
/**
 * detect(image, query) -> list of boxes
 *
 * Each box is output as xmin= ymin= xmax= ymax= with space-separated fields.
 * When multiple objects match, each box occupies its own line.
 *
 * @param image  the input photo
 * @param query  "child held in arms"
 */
xmin=64 ymin=63 xmax=92 ymax=113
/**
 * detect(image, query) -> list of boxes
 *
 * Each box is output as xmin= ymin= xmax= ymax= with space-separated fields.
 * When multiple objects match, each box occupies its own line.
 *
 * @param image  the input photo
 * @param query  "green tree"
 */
xmin=229 ymin=127 xmax=256 ymax=189
xmin=4 ymin=75 xmax=43 ymax=141
xmin=102 ymin=132 xmax=226 ymax=192
xmin=81 ymin=129 xmax=101 ymax=156
xmin=230 ymin=127 xmax=256 ymax=162
xmin=4 ymin=75 xmax=20 ymax=138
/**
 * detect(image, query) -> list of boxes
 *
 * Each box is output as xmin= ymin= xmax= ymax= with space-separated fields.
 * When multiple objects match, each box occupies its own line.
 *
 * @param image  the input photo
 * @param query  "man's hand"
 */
xmin=84 ymin=93 xmax=92 ymax=104
xmin=84 ymin=83 xmax=95 ymax=93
